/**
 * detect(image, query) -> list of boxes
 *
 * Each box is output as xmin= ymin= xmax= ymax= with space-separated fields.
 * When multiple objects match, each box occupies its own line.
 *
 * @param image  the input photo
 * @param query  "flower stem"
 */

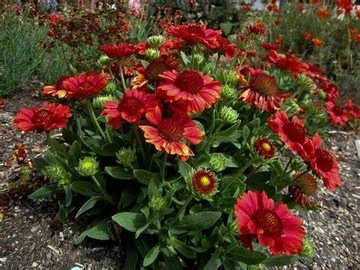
xmin=161 ymin=153 xmax=168 ymax=182
xmin=86 ymin=101 xmax=106 ymax=140
xmin=91 ymin=175 xmax=114 ymax=204
xmin=119 ymin=64 xmax=127 ymax=91
xmin=171 ymin=194 xmax=194 ymax=225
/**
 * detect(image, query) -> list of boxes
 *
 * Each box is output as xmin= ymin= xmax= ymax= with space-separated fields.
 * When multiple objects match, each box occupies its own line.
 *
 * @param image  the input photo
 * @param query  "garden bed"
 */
xmin=0 ymin=89 xmax=359 ymax=269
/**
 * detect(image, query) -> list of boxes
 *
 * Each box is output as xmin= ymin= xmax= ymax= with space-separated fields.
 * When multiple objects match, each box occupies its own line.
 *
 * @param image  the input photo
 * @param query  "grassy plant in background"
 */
xmin=11 ymin=4 xmax=360 ymax=266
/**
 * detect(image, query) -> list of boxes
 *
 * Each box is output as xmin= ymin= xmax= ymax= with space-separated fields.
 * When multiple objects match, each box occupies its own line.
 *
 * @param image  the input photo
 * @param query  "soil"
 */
xmin=0 ymin=88 xmax=359 ymax=270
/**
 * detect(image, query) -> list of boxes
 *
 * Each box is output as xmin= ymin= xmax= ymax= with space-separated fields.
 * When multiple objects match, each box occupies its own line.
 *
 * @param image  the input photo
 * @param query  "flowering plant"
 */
xmin=13 ymin=18 xmax=359 ymax=269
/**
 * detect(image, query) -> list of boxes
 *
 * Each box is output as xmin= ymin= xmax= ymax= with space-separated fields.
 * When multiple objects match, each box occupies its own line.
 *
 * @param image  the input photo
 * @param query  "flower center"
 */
xmin=262 ymin=142 xmax=271 ymax=151
xmin=121 ymin=96 xmax=143 ymax=114
xmin=145 ymin=61 xmax=168 ymax=81
xmin=333 ymin=105 xmax=343 ymax=116
xmin=252 ymin=209 xmax=283 ymax=237
xmin=174 ymin=70 xmax=204 ymax=94
xmin=294 ymin=173 xmax=317 ymax=196
xmin=315 ymin=149 xmax=334 ymax=172
xmin=250 ymin=73 xmax=277 ymax=96
xmin=34 ymin=109 xmax=51 ymax=123
xmin=283 ymin=122 xmax=306 ymax=143
xmin=158 ymin=119 xmax=184 ymax=142
xmin=200 ymin=176 xmax=211 ymax=187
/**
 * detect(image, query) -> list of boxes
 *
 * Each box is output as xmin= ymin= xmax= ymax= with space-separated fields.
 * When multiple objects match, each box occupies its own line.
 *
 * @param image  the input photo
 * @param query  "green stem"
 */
xmin=171 ymin=194 xmax=194 ymax=225
xmin=119 ymin=64 xmax=127 ymax=91
xmin=86 ymin=101 xmax=106 ymax=140
xmin=223 ymin=157 xmax=259 ymax=191
xmin=213 ymin=54 xmax=221 ymax=74
xmin=161 ymin=153 xmax=168 ymax=182
xmin=133 ymin=124 xmax=146 ymax=163
xmin=91 ymin=175 xmax=114 ymax=204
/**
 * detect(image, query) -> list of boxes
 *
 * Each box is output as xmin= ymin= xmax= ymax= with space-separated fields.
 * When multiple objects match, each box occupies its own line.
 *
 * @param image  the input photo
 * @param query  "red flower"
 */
xmin=234 ymin=190 xmax=305 ymax=255
xmin=312 ymin=38 xmax=324 ymax=47
xmin=139 ymin=107 xmax=204 ymax=161
xmin=266 ymin=51 xmax=309 ymax=77
xmin=101 ymin=43 xmax=137 ymax=59
xmin=213 ymin=36 xmax=237 ymax=58
xmin=288 ymin=173 xmax=318 ymax=207
xmin=303 ymin=32 xmax=313 ymax=40
xmin=326 ymin=101 xmax=349 ymax=125
xmin=42 ymin=75 xmax=71 ymax=99
xmin=157 ymin=70 xmax=221 ymax=114
xmin=191 ymin=169 xmax=218 ymax=197
xmin=345 ymin=99 xmax=360 ymax=119
xmin=167 ymin=24 xmax=222 ymax=49
xmin=261 ymin=43 xmax=280 ymax=51
xmin=13 ymin=102 xmax=72 ymax=132
xmin=301 ymin=134 xmax=342 ymax=190
xmin=238 ymin=67 xmax=283 ymax=111
xmin=62 ymin=72 xmax=110 ymax=101
xmin=267 ymin=111 xmax=308 ymax=152
xmin=246 ymin=21 xmax=266 ymax=36
xmin=133 ymin=55 xmax=179 ymax=89
xmin=253 ymin=137 xmax=276 ymax=159
xmin=101 ymin=89 xmax=159 ymax=129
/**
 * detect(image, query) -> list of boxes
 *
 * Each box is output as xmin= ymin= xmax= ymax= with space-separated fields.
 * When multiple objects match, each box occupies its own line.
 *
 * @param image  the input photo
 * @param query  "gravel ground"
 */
xmin=0 ymin=90 xmax=359 ymax=269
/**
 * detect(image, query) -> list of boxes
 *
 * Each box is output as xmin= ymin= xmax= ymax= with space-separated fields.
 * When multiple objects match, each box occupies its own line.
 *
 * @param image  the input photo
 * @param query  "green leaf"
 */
xmin=262 ymin=255 xmax=299 ymax=267
xmin=211 ymin=122 xmax=241 ymax=147
xmin=242 ymin=125 xmax=250 ymax=141
xmin=204 ymin=251 xmax=222 ymax=270
xmin=147 ymin=179 xmax=160 ymax=199
xmin=178 ymin=161 xmax=193 ymax=179
xmin=133 ymin=169 xmax=159 ymax=185
xmin=180 ymin=51 xmax=191 ymax=65
xmin=123 ymin=240 xmax=139 ymax=270
xmin=75 ymin=196 xmax=102 ymax=218
xmin=101 ymin=142 xmax=120 ymax=156
xmin=163 ymin=248 xmax=183 ymax=270
xmin=143 ymin=244 xmax=160 ymax=267
xmin=173 ymin=212 xmax=221 ymax=232
xmin=105 ymin=166 xmax=134 ymax=180
xmin=75 ymin=220 xmax=110 ymax=244
xmin=28 ymin=186 xmax=62 ymax=200
xmin=112 ymin=212 xmax=146 ymax=232
xmin=171 ymin=238 xmax=196 ymax=259
xmin=220 ymin=22 xmax=233 ymax=36
xmin=70 ymin=181 xmax=99 ymax=197
xmin=227 ymin=246 xmax=267 ymax=265
xmin=64 ymin=185 xmax=73 ymax=207
xmin=67 ymin=141 xmax=82 ymax=168
xmin=119 ymin=188 xmax=139 ymax=208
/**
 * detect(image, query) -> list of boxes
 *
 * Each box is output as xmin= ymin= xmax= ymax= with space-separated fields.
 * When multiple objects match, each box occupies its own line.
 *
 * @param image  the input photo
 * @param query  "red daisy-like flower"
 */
xmin=288 ymin=173 xmax=318 ymax=208
xmin=42 ymin=75 xmax=71 ymax=99
xmin=139 ymin=107 xmax=204 ymax=161
xmin=246 ymin=21 xmax=267 ymax=36
xmin=301 ymin=134 xmax=342 ymax=190
xmin=167 ymin=24 xmax=222 ymax=49
xmin=191 ymin=169 xmax=218 ymax=198
xmin=13 ymin=102 xmax=72 ymax=132
xmin=238 ymin=67 xmax=282 ymax=111
xmin=101 ymin=89 xmax=159 ymax=129
xmin=62 ymin=72 xmax=110 ymax=102
xmin=325 ymin=101 xmax=349 ymax=125
xmin=101 ymin=43 xmax=137 ymax=59
xmin=212 ymin=36 xmax=237 ymax=59
xmin=132 ymin=55 xmax=179 ymax=89
xmin=234 ymin=190 xmax=305 ymax=255
xmin=253 ymin=137 xmax=276 ymax=159
xmin=266 ymin=51 xmax=309 ymax=77
xmin=267 ymin=111 xmax=308 ymax=152
xmin=157 ymin=70 xmax=221 ymax=114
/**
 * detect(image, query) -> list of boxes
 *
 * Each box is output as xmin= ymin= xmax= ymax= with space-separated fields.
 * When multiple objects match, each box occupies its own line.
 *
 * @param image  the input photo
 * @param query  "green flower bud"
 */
xmin=103 ymin=81 xmax=118 ymax=94
xmin=220 ymin=106 xmax=239 ymax=124
xmin=149 ymin=197 xmax=167 ymax=213
xmin=221 ymin=85 xmax=237 ymax=99
xmin=97 ymin=55 xmax=112 ymax=66
xmin=147 ymin=35 xmax=165 ymax=47
xmin=76 ymin=157 xmax=99 ymax=176
xmin=44 ymin=164 xmax=71 ymax=185
xmin=116 ymin=147 xmax=136 ymax=167
xmin=298 ymin=73 xmax=316 ymax=92
xmin=92 ymin=95 xmax=115 ymax=109
xmin=301 ymin=237 xmax=315 ymax=259
xmin=145 ymin=48 xmax=161 ymax=61
xmin=20 ymin=165 xmax=32 ymax=182
xmin=193 ymin=53 xmax=204 ymax=65
xmin=209 ymin=153 xmax=227 ymax=172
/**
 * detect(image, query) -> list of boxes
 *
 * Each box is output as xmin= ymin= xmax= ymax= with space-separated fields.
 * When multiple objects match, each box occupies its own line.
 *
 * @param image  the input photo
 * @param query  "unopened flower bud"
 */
xmin=45 ymin=164 xmax=71 ymax=185
xmin=221 ymin=85 xmax=237 ymax=99
xmin=93 ymin=95 xmax=115 ymax=109
xmin=104 ymin=81 xmax=118 ymax=94
xmin=147 ymin=35 xmax=165 ymax=47
xmin=209 ymin=153 xmax=227 ymax=172
xmin=301 ymin=237 xmax=315 ymax=259
xmin=220 ymin=106 xmax=239 ymax=124
xmin=149 ymin=197 xmax=166 ymax=213
xmin=76 ymin=157 xmax=99 ymax=176
xmin=145 ymin=48 xmax=161 ymax=60
xmin=97 ymin=55 xmax=112 ymax=66
xmin=116 ymin=147 xmax=136 ymax=167
xmin=298 ymin=74 xmax=316 ymax=92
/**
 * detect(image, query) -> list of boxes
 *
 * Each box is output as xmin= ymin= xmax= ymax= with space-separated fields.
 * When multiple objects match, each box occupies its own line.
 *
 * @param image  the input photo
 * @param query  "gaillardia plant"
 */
xmin=13 ymin=20 xmax=359 ymax=269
